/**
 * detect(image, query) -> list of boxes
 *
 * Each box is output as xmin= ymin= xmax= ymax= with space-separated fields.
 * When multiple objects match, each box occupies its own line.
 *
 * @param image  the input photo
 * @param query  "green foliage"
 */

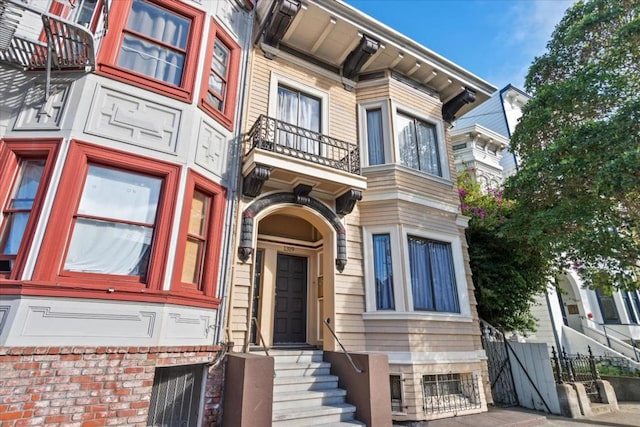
xmin=597 ymin=363 xmax=640 ymax=378
xmin=458 ymin=172 xmax=551 ymax=332
xmin=506 ymin=0 xmax=640 ymax=291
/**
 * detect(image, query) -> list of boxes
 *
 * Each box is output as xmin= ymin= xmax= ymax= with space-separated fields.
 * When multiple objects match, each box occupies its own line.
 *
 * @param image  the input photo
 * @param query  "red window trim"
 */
xmin=48 ymin=0 xmax=104 ymax=34
xmin=33 ymin=140 xmax=180 ymax=291
xmin=199 ymin=19 xmax=241 ymax=130
xmin=0 ymin=139 xmax=60 ymax=280
xmin=96 ymin=0 xmax=205 ymax=102
xmin=172 ymin=169 xmax=225 ymax=304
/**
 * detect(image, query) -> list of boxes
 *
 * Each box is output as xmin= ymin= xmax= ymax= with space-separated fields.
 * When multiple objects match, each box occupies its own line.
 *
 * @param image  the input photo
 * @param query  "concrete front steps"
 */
xmin=271 ymin=349 xmax=364 ymax=426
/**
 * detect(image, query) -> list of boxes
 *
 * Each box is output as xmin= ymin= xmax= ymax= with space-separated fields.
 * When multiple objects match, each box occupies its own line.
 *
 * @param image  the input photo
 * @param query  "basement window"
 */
xmin=390 ymin=374 xmax=404 ymax=413
xmin=148 ymin=364 xmax=205 ymax=427
xmin=422 ymin=373 xmax=481 ymax=414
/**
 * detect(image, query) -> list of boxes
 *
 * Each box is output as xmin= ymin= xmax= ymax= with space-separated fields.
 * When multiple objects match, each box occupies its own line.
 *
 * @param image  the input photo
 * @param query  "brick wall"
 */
xmin=0 ymin=346 xmax=225 ymax=426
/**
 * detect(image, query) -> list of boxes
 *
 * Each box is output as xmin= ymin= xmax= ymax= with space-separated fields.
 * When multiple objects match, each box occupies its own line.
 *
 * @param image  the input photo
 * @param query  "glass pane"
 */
xmin=1 ymin=213 xmax=29 ymax=255
xmin=208 ymin=72 xmax=224 ymax=96
xmin=64 ymin=218 xmax=152 ymax=277
xmin=212 ymin=40 xmax=229 ymax=76
xmin=373 ymin=234 xmax=394 ymax=310
xmin=408 ymin=236 xmax=433 ymax=311
xmin=77 ymin=165 xmax=161 ymax=224
xmin=188 ymin=190 xmax=208 ymax=236
xmin=127 ymin=0 xmax=190 ymax=49
xmin=119 ymin=34 xmax=185 ymax=85
xmin=181 ymin=237 xmax=204 ymax=285
xmin=397 ymin=114 xmax=418 ymax=170
xmin=366 ymin=109 xmax=384 ymax=165
xmin=416 ymin=120 xmax=441 ymax=175
xmin=70 ymin=0 xmax=99 ymax=28
xmin=9 ymin=160 xmax=45 ymax=210
xmin=206 ymin=93 xmax=223 ymax=110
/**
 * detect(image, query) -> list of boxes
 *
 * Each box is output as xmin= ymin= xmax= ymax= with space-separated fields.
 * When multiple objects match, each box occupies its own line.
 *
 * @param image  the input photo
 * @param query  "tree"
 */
xmin=506 ymin=0 xmax=640 ymax=291
xmin=458 ymin=172 xmax=550 ymax=332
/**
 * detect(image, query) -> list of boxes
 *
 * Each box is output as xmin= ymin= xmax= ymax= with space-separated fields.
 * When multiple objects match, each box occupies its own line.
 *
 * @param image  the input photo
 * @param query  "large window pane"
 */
xmin=366 ymin=108 xmax=385 ymax=165
xmin=407 ymin=236 xmax=459 ymax=313
xmin=180 ymin=190 xmax=209 ymax=287
xmin=596 ymin=288 xmax=620 ymax=324
xmin=64 ymin=165 xmax=161 ymax=278
xmin=397 ymin=113 xmax=442 ymax=176
xmin=277 ymin=86 xmax=321 ymax=154
xmin=373 ymin=234 xmax=394 ymax=310
xmin=117 ymin=0 xmax=191 ymax=85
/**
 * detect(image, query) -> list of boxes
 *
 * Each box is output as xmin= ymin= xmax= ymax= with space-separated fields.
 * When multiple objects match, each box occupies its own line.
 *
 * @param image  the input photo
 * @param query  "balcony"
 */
xmin=0 ymin=0 xmax=102 ymax=98
xmin=242 ymin=115 xmax=366 ymax=200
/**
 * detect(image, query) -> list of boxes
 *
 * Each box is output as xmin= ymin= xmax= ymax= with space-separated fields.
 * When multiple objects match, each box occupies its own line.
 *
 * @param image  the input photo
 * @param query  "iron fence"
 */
xmin=246 ymin=115 xmax=361 ymax=175
xmin=551 ymin=346 xmax=601 ymax=402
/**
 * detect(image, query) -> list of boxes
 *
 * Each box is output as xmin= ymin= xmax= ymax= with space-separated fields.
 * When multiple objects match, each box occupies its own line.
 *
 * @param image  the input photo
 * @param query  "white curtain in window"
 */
xmin=117 ymin=0 xmax=189 ymax=85
xmin=397 ymin=114 xmax=418 ymax=170
xmin=416 ymin=121 xmax=441 ymax=175
xmin=63 ymin=166 xmax=161 ymax=277
xmin=277 ymin=86 xmax=320 ymax=155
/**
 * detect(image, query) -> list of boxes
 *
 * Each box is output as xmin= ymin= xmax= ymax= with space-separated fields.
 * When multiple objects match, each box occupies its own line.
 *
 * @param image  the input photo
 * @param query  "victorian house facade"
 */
xmin=0 ymin=0 xmax=253 ymax=425
xmin=0 ymin=0 xmax=503 ymax=425
xmin=223 ymin=0 xmax=496 ymax=424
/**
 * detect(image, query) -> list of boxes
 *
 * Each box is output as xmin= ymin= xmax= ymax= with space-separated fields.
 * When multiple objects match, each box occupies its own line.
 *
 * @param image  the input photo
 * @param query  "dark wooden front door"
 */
xmin=273 ymin=254 xmax=307 ymax=344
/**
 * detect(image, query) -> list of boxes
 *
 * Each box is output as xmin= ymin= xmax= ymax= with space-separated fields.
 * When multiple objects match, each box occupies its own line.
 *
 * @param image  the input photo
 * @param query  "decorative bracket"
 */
xmin=342 ymin=34 xmax=380 ymax=80
xmin=264 ymin=0 xmax=301 ymax=45
xmin=294 ymin=183 xmax=313 ymax=205
xmin=242 ymin=165 xmax=271 ymax=197
xmin=442 ymin=88 xmax=476 ymax=123
xmin=335 ymin=189 xmax=362 ymax=216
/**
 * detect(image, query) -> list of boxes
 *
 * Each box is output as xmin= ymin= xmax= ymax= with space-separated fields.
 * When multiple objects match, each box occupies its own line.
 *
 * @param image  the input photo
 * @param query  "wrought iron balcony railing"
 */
xmin=246 ymin=115 xmax=361 ymax=175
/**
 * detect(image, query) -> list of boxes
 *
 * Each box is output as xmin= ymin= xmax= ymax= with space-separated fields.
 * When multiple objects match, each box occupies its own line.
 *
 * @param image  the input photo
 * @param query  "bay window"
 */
xmin=34 ymin=141 xmax=179 ymax=289
xmin=0 ymin=140 xmax=59 ymax=279
xmin=397 ymin=112 xmax=442 ymax=176
xmin=97 ymin=0 xmax=204 ymax=101
xmin=407 ymin=236 xmax=459 ymax=313
xmin=199 ymin=20 xmax=241 ymax=130
xmin=173 ymin=170 xmax=225 ymax=299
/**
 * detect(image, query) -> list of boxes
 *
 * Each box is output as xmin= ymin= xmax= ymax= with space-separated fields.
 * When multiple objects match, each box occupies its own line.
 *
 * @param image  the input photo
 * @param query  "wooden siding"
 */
xmin=244 ymin=50 xmax=357 ymax=144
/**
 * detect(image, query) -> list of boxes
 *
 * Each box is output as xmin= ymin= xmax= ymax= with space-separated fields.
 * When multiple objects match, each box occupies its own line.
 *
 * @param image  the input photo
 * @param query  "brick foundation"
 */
xmin=0 ymin=346 xmax=225 ymax=426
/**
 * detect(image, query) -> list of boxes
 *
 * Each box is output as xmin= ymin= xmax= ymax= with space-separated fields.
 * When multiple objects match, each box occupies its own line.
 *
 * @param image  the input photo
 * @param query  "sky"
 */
xmin=344 ymin=0 xmax=575 ymax=91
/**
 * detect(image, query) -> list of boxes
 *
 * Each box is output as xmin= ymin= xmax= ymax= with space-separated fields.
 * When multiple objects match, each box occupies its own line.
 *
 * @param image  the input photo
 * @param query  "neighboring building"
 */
xmin=224 ymin=0 xmax=496 ymax=424
xmin=0 ymin=0 xmax=254 ymax=425
xmin=454 ymin=85 xmax=640 ymax=370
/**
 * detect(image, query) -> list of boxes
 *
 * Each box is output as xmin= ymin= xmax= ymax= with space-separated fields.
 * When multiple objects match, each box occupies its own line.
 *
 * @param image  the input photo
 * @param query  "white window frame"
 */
xmin=362 ymin=225 xmax=405 ymax=313
xmin=358 ymin=100 xmax=392 ymax=167
xmin=400 ymin=225 xmax=470 ymax=318
xmin=363 ymin=225 xmax=471 ymax=321
xmin=391 ymin=101 xmax=450 ymax=181
xmin=268 ymin=72 xmax=329 ymax=134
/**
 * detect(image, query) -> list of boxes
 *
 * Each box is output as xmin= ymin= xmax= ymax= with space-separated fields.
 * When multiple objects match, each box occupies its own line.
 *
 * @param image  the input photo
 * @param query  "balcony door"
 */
xmin=277 ymin=86 xmax=321 ymax=155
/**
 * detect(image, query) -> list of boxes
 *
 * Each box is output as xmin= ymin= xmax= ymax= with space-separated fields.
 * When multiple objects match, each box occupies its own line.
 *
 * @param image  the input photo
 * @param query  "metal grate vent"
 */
xmin=147 ymin=364 xmax=204 ymax=427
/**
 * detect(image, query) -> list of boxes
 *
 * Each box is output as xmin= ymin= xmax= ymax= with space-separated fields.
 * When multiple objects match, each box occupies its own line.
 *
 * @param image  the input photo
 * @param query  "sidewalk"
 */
xmin=394 ymin=402 xmax=640 ymax=427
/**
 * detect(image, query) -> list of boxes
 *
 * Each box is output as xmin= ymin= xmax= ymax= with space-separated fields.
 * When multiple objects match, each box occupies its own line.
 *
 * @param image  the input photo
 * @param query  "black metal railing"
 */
xmin=323 ymin=318 xmax=363 ymax=374
xmin=422 ymin=373 xmax=482 ymax=415
xmin=551 ymin=346 xmax=601 ymax=402
xmin=596 ymin=322 xmax=640 ymax=362
xmin=246 ymin=115 xmax=361 ymax=175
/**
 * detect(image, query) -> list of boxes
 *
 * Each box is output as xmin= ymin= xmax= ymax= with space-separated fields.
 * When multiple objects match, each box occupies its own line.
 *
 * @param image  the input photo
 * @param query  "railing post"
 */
xmin=588 ymin=346 xmax=601 ymax=380
xmin=602 ymin=323 xmax=612 ymax=348
xmin=562 ymin=347 xmax=575 ymax=382
xmin=552 ymin=346 xmax=563 ymax=384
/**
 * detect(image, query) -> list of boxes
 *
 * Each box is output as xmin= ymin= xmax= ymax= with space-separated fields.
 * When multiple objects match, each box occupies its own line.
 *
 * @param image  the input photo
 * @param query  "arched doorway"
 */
xmin=239 ymin=194 xmax=342 ymax=351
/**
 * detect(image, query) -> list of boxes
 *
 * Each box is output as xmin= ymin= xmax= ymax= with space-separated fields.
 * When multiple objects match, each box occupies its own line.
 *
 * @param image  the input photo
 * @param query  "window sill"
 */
xmin=362 ymin=311 xmax=473 ymax=322
xmin=199 ymin=100 xmax=234 ymax=131
xmin=0 ymin=280 xmax=221 ymax=309
xmin=97 ymin=63 xmax=194 ymax=103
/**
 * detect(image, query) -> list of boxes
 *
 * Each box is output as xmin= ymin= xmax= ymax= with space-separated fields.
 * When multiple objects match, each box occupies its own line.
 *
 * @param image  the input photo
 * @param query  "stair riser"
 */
xmin=272 ymin=412 xmax=355 ymax=427
xmin=275 ymin=367 xmax=331 ymax=377
xmin=273 ymin=355 xmax=324 ymax=364
xmin=274 ymin=380 xmax=338 ymax=392
xmin=273 ymin=395 xmax=346 ymax=411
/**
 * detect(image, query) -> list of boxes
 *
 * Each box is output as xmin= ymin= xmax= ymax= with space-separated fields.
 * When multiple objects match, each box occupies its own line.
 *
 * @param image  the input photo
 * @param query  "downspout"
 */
xmin=214 ymin=5 xmax=256 ymax=348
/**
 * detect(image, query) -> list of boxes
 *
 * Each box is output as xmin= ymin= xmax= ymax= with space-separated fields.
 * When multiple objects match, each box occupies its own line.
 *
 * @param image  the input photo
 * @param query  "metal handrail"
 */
xmin=594 ymin=321 xmax=640 ymax=362
xmin=245 ymin=115 xmax=361 ymax=175
xmin=251 ymin=317 xmax=270 ymax=357
xmin=323 ymin=318 xmax=363 ymax=374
